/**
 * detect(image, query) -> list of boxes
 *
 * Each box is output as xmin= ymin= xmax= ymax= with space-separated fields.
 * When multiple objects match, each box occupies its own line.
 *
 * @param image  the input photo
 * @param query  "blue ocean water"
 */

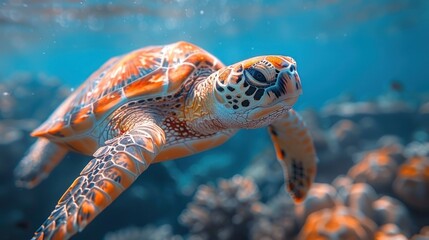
xmin=1 ymin=1 xmax=429 ymax=239
xmin=2 ymin=0 xmax=429 ymax=108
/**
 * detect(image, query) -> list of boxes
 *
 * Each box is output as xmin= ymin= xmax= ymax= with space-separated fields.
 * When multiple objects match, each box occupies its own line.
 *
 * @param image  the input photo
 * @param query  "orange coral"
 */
xmin=348 ymin=149 xmax=398 ymax=190
xmin=393 ymin=156 xmax=429 ymax=210
xmin=299 ymin=206 xmax=376 ymax=240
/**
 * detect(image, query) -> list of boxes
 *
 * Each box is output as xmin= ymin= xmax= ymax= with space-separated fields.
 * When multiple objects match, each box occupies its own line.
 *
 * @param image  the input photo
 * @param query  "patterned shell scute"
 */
xmin=32 ymin=41 xmax=221 ymax=139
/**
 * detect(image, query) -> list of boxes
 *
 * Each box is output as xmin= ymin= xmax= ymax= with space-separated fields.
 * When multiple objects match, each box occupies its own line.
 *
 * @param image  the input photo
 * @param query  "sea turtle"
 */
xmin=14 ymin=41 xmax=317 ymax=239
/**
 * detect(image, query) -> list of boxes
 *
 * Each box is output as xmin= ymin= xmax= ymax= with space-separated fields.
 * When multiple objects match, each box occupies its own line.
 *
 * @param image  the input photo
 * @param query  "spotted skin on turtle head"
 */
xmin=15 ymin=41 xmax=317 ymax=240
xmin=211 ymin=56 xmax=302 ymax=129
xmin=214 ymin=56 xmax=300 ymax=108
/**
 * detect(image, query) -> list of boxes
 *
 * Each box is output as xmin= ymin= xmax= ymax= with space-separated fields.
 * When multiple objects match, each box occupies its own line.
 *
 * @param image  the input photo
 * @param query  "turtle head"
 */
xmin=213 ymin=56 xmax=302 ymax=128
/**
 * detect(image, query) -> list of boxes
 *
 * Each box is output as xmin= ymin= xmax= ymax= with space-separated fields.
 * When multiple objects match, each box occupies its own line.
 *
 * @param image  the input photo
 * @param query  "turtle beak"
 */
xmin=267 ymin=63 xmax=302 ymax=108
xmin=282 ymin=73 xmax=301 ymax=107
xmin=279 ymin=64 xmax=302 ymax=98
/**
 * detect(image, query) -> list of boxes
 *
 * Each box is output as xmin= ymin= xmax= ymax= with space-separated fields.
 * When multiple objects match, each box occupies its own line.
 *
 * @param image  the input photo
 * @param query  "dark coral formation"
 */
xmin=348 ymin=148 xmax=399 ymax=192
xmin=179 ymin=176 xmax=262 ymax=240
xmin=393 ymin=156 xmax=429 ymax=210
xmin=85 ymin=90 xmax=429 ymax=238
xmin=412 ymin=226 xmax=429 ymax=240
xmin=343 ymin=183 xmax=378 ymax=219
xmin=242 ymin=149 xmax=284 ymax=202
xmin=2 ymin=74 xmax=429 ymax=239
xmin=373 ymin=196 xmax=412 ymax=236
xmin=103 ymin=224 xmax=182 ymax=240
xmin=249 ymin=191 xmax=297 ymax=240
xmin=375 ymin=224 xmax=408 ymax=240
xmin=294 ymin=183 xmax=338 ymax=224
xmin=0 ymin=73 xmax=69 ymax=157
xmin=298 ymin=205 xmax=376 ymax=239
xmin=0 ymin=74 xmax=185 ymax=240
xmin=0 ymin=73 xmax=71 ymax=240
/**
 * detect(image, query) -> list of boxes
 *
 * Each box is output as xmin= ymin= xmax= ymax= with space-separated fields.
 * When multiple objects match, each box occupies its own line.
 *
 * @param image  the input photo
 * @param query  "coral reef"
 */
xmin=0 ymin=73 xmax=69 ymax=120
xmin=375 ymin=224 xmax=408 ymax=240
xmin=393 ymin=156 xmax=429 ymax=211
xmin=419 ymin=102 xmax=429 ymax=135
xmin=242 ymin=149 xmax=284 ymax=201
xmin=236 ymin=89 xmax=429 ymax=238
xmin=373 ymin=196 xmax=412 ymax=236
xmin=412 ymin=226 xmax=429 ymax=240
xmin=295 ymin=183 xmax=337 ymax=224
xmin=2 ymin=74 xmax=429 ymax=239
xmin=0 ymin=73 xmax=69 ymax=171
xmin=113 ymin=89 xmax=429 ymax=239
xmin=104 ymin=224 xmax=182 ymax=240
xmin=331 ymin=175 xmax=354 ymax=202
xmin=329 ymin=119 xmax=361 ymax=153
xmin=179 ymin=176 xmax=262 ymax=240
xmin=343 ymin=183 xmax=378 ymax=219
xmin=404 ymin=142 xmax=429 ymax=158
xmin=0 ymin=74 xmax=186 ymax=239
xmin=249 ymin=191 xmax=297 ymax=240
xmin=298 ymin=205 xmax=376 ymax=240
xmin=0 ymin=73 xmax=72 ymax=239
xmin=348 ymin=149 xmax=398 ymax=192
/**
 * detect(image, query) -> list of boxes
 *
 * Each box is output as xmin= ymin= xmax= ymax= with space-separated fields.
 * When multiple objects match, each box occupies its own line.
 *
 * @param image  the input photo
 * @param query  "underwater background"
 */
xmin=1 ymin=0 xmax=429 ymax=239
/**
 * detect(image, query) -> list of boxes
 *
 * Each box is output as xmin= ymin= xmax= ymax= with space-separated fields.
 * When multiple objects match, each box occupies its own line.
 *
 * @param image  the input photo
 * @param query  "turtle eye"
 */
xmin=245 ymin=68 xmax=270 ymax=87
xmin=248 ymin=68 xmax=267 ymax=83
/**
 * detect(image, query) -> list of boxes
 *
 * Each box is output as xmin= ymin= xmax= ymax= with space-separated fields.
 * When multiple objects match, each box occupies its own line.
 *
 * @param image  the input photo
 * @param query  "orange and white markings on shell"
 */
xmin=30 ymin=41 xmax=224 ymax=155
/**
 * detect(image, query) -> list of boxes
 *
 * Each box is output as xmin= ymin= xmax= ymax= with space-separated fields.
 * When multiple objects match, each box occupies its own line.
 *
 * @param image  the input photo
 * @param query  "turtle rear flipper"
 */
xmin=268 ymin=109 xmax=318 ymax=202
xmin=14 ymin=138 xmax=68 ymax=188
xmin=32 ymin=121 xmax=165 ymax=240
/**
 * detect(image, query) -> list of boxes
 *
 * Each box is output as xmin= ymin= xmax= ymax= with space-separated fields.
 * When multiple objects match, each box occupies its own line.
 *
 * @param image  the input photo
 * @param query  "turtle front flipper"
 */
xmin=268 ymin=109 xmax=317 ymax=202
xmin=14 ymin=138 xmax=68 ymax=188
xmin=31 ymin=122 xmax=166 ymax=240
